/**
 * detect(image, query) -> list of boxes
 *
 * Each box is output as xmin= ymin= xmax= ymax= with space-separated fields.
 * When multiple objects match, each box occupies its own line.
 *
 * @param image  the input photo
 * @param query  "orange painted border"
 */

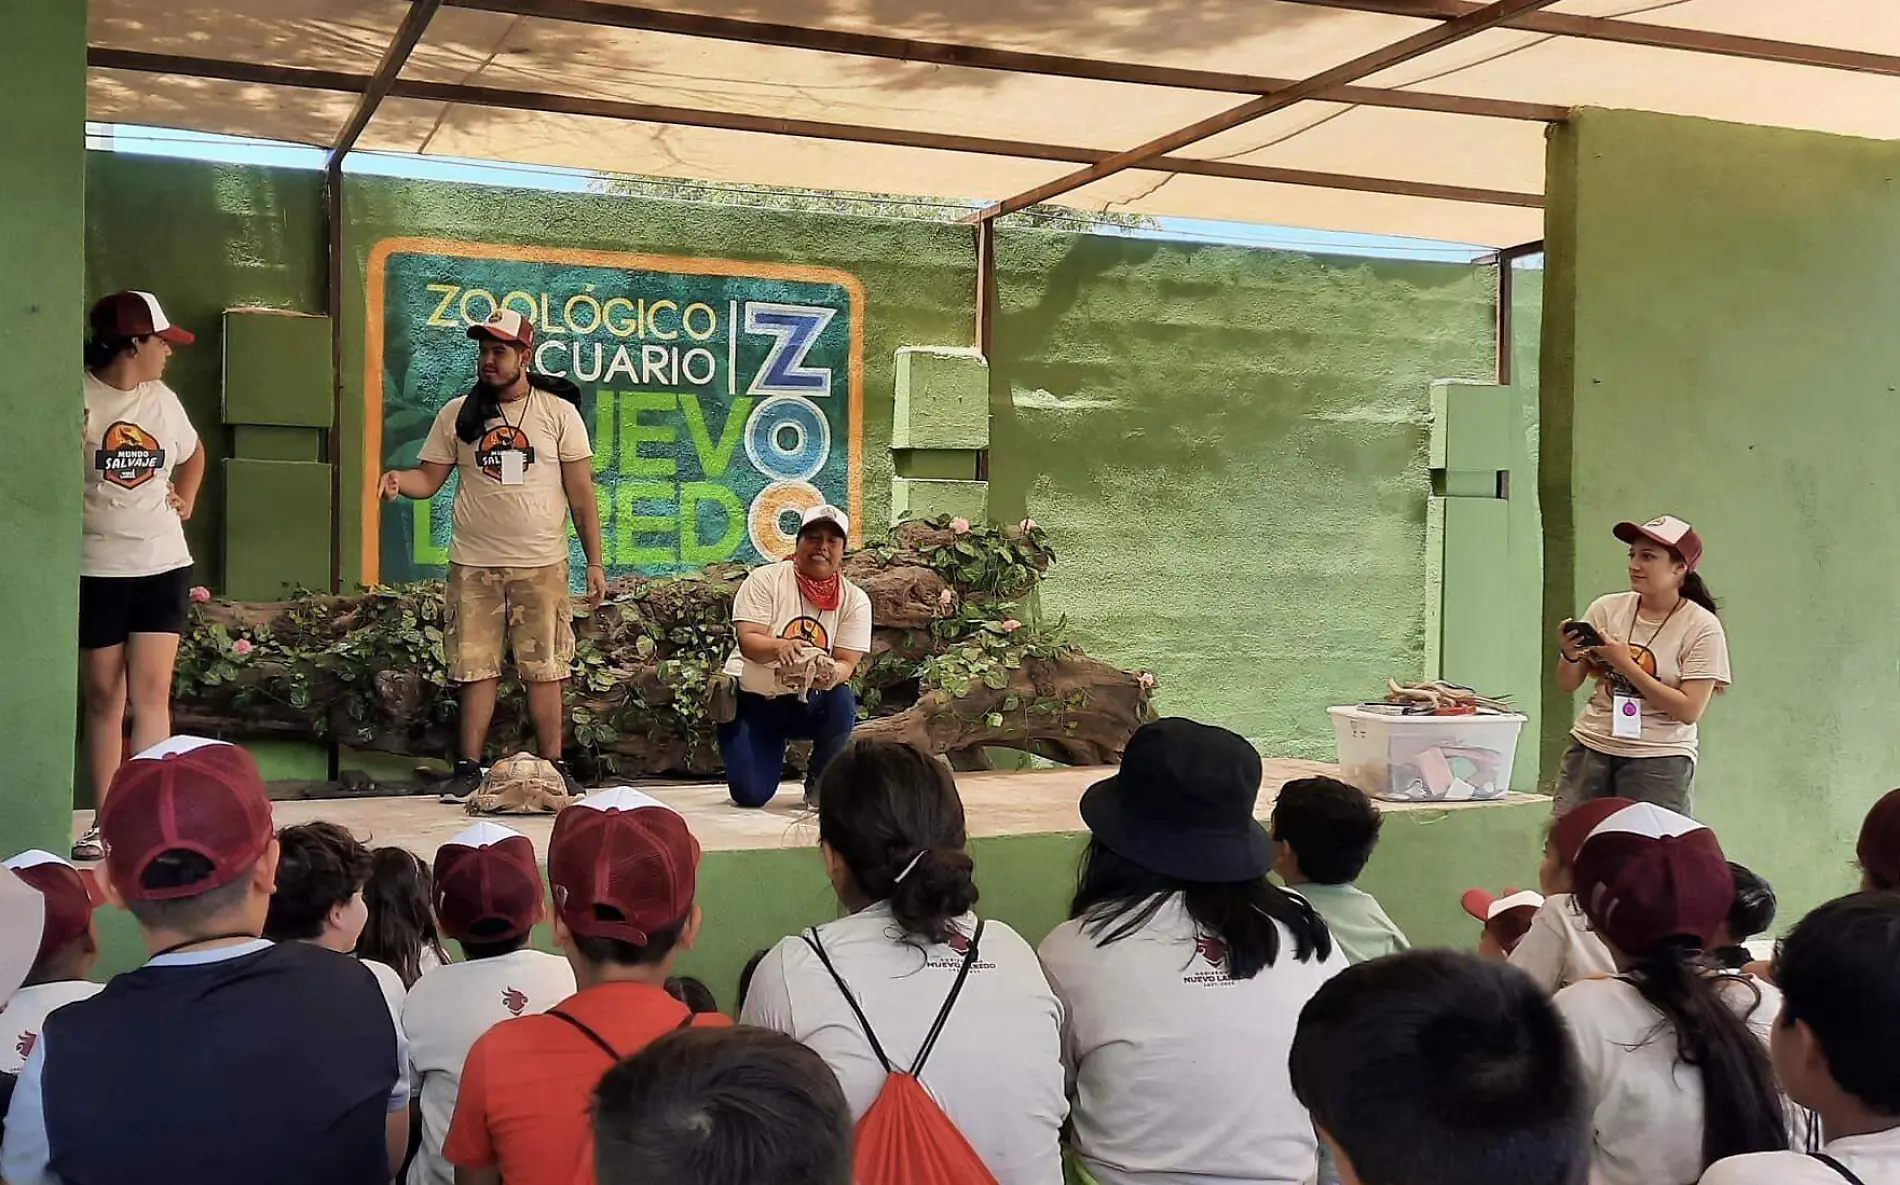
xmin=362 ymin=236 xmax=869 ymax=585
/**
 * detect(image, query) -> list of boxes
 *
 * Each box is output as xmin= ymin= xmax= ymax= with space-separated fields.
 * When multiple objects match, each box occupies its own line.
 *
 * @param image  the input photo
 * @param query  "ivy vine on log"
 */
xmin=173 ymin=519 xmax=1158 ymax=778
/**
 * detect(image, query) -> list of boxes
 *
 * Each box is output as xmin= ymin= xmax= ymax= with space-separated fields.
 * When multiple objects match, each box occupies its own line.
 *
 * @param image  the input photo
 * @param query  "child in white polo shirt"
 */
xmin=1701 ymin=892 xmax=1900 ymax=1185
xmin=0 ymin=853 xmax=103 ymax=1074
xmin=1508 ymin=796 xmax=1628 ymax=991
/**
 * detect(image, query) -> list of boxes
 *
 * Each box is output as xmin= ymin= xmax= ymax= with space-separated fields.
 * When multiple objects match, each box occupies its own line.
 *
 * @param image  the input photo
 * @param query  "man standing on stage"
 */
xmin=380 ymin=310 xmax=606 ymax=799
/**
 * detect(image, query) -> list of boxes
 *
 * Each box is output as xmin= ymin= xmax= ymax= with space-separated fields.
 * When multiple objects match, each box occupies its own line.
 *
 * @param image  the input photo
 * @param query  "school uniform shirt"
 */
xmin=743 ymin=904 xmax=1067 ymax=1185
xmin=1555 ymin=973 xmax=1782 ymax=1185
xmin=444 ymin=980 xmax=728 ymax=1185
xmin=1287 ymin=882 xmax=1409 ymax=965
xmin=0 ymin=983 xmax=103 ymax=1074
xmin=722 ymin=560 xmax=874 ymax=697
xmin=81 ymin=372 xmax=199 ymax=578
xmin=1038 ymin=895 xmax=1348 ymax=1185
xmin=362 ymin=958 xmax=411 ymax=1093
xmin=1509 ymin=893 xmax=1617 ymax=992
xmin=1701 ymin=1125 xmax=1900 ymax=1184
xmin=417 ymin=390 xmax=592 ymax=569
xmin=1572 ymin=592 xmax=1730 ymax=760
xmin=403 ymin=949 xmax=576 ymax=1185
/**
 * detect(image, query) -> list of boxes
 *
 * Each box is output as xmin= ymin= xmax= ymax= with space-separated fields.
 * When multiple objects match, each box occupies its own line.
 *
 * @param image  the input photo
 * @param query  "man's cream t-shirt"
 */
xmin=418 ymin=389 xmax=591 ymax=569
xmin=1572 ymin=592 xmax=1730 ymax=760
xmin=82 ymin=372 xmax=199 ymax=578
xmin=722 ymin=561 xmax=873 ymax=697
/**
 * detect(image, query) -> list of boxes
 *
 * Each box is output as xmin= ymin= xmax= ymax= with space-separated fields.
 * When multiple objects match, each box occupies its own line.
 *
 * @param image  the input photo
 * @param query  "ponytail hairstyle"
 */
xmin=1679 ymin=568 xmax=1719 ymax=616
xmin=84 ymin=333 xmax=140 ymax=372
xmin=815 ymin=740 xmax=978 ymax=946
xmin=355 ymin=846 xmax=451 ymax=988
xmin=1069 ymin=838 xmax=1331 ymax=980
xmin=1622 ymin=940 xmax=1787 ymax=1167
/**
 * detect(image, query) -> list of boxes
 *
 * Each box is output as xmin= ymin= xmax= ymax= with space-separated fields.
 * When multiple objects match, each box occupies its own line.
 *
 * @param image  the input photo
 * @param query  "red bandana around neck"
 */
xmin=794 ymin=567 xmax=842 ymax=612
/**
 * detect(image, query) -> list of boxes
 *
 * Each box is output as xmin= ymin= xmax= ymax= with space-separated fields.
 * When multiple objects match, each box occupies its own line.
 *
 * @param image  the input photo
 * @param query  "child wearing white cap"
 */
xmin=0 ymin=853 xmax=103 ymax=1074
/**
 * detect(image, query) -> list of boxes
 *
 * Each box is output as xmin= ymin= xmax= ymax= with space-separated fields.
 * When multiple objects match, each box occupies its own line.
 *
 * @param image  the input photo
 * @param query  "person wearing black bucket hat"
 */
xmin=1040 ymin=718 xmax=1344 ymax=1185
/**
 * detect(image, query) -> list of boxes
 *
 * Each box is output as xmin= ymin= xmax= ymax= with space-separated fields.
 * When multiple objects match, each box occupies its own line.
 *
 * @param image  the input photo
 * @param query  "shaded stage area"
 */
xmin=81 ymin=766 xmax=1549 ymax=1013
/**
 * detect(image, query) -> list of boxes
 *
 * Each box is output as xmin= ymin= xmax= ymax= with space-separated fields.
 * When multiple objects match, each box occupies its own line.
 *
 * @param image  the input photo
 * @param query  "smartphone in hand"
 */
xmin=1563 ymin=620 xmax=1606 ymax=649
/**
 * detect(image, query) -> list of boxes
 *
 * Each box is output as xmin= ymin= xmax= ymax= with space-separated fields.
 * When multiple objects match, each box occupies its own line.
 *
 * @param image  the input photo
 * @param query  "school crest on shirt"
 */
xmin=780 ymin=616 xmax=831 ymax=650
xmin=1185 ymin=931 xmax=1235 ymax=988
xmin=502 ymin=987 xmax=528 ymax=1016
xmin=16 ymin=1029 xmax=36 ymax=1060
xmin=924 ymin=920 xmax=993 ymax=971
xmin=95 ymin=421 xmax=166 ymax=490
xmin=474 ymin=425 xmax=535 ymax=482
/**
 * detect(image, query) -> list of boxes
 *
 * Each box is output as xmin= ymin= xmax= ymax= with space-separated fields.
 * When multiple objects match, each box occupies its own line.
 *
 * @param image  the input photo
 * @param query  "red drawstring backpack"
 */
xmin=802 ymin=920 xmax=1000 ymax=1185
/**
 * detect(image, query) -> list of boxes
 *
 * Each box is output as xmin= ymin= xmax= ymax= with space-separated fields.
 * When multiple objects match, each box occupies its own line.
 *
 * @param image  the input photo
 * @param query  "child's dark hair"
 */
xmin=355 ymin=846 xmax=451 ymax=987
xmin=594 ymin=1026 xmax=852 ymax=1185
xmin=1070 ymin=838 xmax=1331 ymax=980
xmin=1270 ymin=777 xmax=1384 ymax=885
xmin=1289 ymin=950 xmax=1589 ymax=1185
xmin=737 ymin=949 xmax=768 ymax=1013
xmin=1776 ymin=892 xmax=1900 ymax=1116
xmin=263 ymin=822 xmax=374 ymax=943
xmin=815 ymin=740 xmax=977 ymax=946
xmin=1710 ymin=862 xmax=1776 ymax=970
xmin=573 ymin=921 xmax=685 ymax=970
xmin=123 ymin=851 xmax=255 ymax=931
xmin=666 ymin=976 xmax=719 ymax=1014
xmin=1621 ymin=941 xmax=1788 ymax=1167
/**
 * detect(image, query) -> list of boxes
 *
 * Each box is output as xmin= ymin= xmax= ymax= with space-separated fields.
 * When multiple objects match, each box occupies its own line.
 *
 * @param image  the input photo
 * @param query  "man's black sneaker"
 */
xmin=437 ymin=759 xmax=484 ymax=804
xmin=551 ymin=759 xmax=585 ymax=798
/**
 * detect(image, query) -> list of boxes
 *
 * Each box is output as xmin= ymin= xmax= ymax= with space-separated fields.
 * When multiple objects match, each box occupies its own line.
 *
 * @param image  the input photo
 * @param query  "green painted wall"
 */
xmin=84 ymin=155 xmax=329 ymax=593
xmin=1541 ymin=109 xmax=1900 ymax=928
xmin=2 ymin=4 xmax=86 ymax=852
xmin=989 ymin=232 xmax=1503 ymax=757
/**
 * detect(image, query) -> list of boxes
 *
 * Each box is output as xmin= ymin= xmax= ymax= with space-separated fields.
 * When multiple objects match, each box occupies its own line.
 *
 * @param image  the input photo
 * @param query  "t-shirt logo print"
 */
xmin=501 ymin=987 xmax=528 ymax=1016
xmin=95 ymin=421 xmax=166 ymax=489
xmin=474 ymin=425 xmax=535 ymax=483
xmin=16 ymin=1030 xmax=36 ymax=1060
xmin=1194 ymin=934 xmax=1229 ymax=969
xmin=780 ymin=616 xmax=831 ymax=650
xmin=944 ymin=924 xmax=971 ymax=955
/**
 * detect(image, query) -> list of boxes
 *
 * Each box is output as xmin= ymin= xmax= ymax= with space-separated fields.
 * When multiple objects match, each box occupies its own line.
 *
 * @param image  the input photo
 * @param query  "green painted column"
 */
xmin=0 ymin=0 xmax=85 ymax=849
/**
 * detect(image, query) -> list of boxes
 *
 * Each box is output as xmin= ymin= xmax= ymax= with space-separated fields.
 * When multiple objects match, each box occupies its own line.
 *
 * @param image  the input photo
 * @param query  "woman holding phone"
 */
xmin=1554 ymin=516 xmax=1729 ymax=816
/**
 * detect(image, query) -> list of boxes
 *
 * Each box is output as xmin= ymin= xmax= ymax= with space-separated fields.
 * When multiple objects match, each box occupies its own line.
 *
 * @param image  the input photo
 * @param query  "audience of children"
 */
xmin=1270 ymin=776 xmax=1409 ymax=964
xmin=0 ymin=853 xmax=102 ymax=1076
xmin=358 ymin=846 xmax=452 ymax=989
xmin=1039 ymin=718 xmax=1345 ymax=1185
xmin=402 ymin=821 xmax=575 ymax=1185
xmin=0 ymin=738 xmax=408 ymax=1185
xmin=593 ymin=1026 xmax=853 ymax=1185
xmin=1508 ymin=795 xmax=1627 ymax=991
xmin=1290 ymin=948 xmax=1592 ymax=1185
xmin=1556 ymin=802 xmax=1787 ymax=1185
xmin=742 ymin=738 xmax=1066 ymax=1184
xmin=443 ymin=786 xmax=728 ymax=1185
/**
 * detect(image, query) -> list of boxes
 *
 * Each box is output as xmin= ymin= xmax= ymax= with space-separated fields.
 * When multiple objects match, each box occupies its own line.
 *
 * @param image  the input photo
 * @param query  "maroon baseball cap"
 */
xmin=99 ymin=737 xmax=274 ymax=903
xmin=467 ymin=308 xmax=534 ymax=349
xmin=4 ymin=852 xmax=101 ymax=963
xmin=434 ymin=822 xmax=546 ymax=943
xmin=1461 ymin=888 xmax=1544 ymax=951
xmin=548 ymin=788 xmax=698 ymax=945
xmin=1858 ymin=788 xmax=1900 ymax=887
xmin=1614 ymin=515 xmax=1704 ymax=573
xmin=1571 ymin=802 xmax=1734 ymax=956
xmin=1550 ymin=796 xmax=1636 ymax=867
xmin=89 ymin=290 xmax=194 ymax=345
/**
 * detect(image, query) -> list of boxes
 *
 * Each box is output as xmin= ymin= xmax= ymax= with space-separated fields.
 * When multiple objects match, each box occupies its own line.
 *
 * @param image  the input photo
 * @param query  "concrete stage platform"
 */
xmin=78 ymin=764 xmax=1551 ymax=1005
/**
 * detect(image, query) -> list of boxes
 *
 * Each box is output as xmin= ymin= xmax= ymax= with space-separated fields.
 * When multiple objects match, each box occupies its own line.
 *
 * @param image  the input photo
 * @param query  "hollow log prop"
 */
xmin=173 ymin=520 xmax=1157 ymax=778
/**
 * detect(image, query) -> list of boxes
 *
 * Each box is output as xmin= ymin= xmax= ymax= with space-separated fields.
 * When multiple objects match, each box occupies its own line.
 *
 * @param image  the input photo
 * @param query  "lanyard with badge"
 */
xmin=495 ymin=395 xmax=530 ymax=486
xmin=1611 ymin=596 xmax=1683 ymax=740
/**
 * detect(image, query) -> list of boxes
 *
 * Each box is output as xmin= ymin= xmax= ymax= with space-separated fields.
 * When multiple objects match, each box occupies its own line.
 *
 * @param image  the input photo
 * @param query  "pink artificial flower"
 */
xmin=232 ymin=638 xmax=254 ymax=657
xmin=188 ymin=586 xmax=212 ymax=604
xmin=1019 ymin=519 xmax=1039 ymax=533
xmin=950 ymin=517 xmax=971 ymax=535
xmin=938 ymin=587 xmax=955 ymax=608
xmin=1001 ymin=619 xmax=1023 ymax=633
xmin=1138 ymin=672 xmax=1158 ymax=690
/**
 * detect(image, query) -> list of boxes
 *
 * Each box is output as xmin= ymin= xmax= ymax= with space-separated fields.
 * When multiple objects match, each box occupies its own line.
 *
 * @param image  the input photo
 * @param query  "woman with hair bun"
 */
xmin=741 ymin=739 xmax=1066 ymax=1184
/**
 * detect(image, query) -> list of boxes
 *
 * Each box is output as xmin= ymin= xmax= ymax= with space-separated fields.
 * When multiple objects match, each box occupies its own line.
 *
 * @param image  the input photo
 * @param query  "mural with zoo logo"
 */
xmin=362 ymin=239 xmax=863 ymax=586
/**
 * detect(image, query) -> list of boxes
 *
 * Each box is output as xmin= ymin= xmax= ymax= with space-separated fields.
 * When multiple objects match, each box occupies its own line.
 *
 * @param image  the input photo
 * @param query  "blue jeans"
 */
xmin=717 ymin=687 xmax=858 ymax=808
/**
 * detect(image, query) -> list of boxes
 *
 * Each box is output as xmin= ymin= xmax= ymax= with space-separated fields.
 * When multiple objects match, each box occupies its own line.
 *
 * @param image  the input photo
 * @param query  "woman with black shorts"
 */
xmin=75 ymin=291 xmax=204 ymax=859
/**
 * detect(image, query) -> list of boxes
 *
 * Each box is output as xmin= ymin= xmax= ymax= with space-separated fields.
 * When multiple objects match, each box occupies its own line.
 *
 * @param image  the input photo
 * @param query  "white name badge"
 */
xmin=1612 ymin=693 xmax=1643 ymax=740
xmin=499 ymin=450 xmax=526 ymax=486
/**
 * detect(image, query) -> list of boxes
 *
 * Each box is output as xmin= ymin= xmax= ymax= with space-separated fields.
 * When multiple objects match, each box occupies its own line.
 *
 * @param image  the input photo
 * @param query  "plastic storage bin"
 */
xmin=1328 ymin=706 xmax=1526 ymax=803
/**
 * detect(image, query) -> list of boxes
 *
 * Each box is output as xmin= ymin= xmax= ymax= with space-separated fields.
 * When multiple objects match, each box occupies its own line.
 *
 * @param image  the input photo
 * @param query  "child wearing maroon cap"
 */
xmin=1856 ymin=789 xmax=1900 ymax=892
xmin=1553 ymin=802 xmax=1787 ymax=1185
xmin=444 ymin=789 xmax=727 ymax=1185
xmin=1507 ymin=797 xmax=1628 ymax=991
xmin=0 ymin=854 xmax=102 ymax=1075
xmin=0 ymin=737 xmax=409 ymax=1185
xmin=404 ymin=822 xmax=574 ymax=1185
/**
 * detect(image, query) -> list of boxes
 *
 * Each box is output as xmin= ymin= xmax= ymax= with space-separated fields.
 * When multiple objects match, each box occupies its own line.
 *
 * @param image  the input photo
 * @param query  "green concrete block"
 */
xmin=893 ymin=347 xmax=990 ymax=450
xmin=223 ymin=459 xmax=333 ymax=599
xmin=1431 ymin=494 xmax=1515 ymax=718
xmin=894 ymin=448 xmax=979 ymax=480
xmin=1430 ymin=379 xmax=1512 ymax=476
xmin=234 ymin=424 xmax=323 ymax=461
xmin=223 ymin=310 xmax=333 ymax=427
xmin=891 ymin=477 xmax=988 ymax=526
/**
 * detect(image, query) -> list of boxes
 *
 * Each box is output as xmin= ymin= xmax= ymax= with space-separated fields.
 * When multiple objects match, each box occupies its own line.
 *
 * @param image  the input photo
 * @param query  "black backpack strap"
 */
xmin=910 ymin=920 xmax=985 ymax=1078
xmin=1811 ymin=1154 xmax=1868 ymax=1185
xmin=546 ymin=1008 xmax=621 ymax=1062
xmin=801 ymin=927 xmax=895 ymax=1073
